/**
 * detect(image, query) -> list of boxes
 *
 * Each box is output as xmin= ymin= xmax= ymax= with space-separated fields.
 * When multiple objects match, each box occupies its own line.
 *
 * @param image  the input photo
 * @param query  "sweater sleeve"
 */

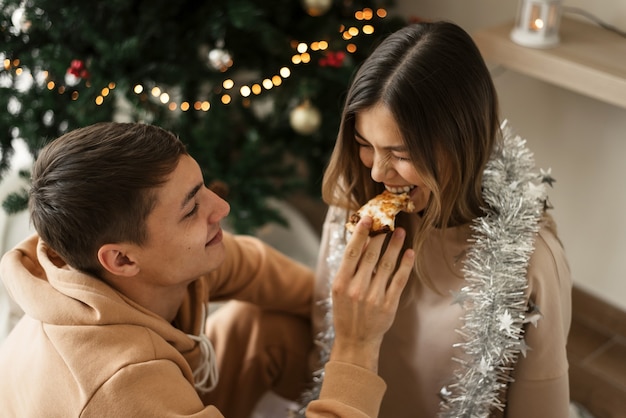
xmin=205 ymin=232 xmax=315 ymax=318
xmin=306 ymin=361 xmax=387 ymax=418
xmin=505 ymin=227 xmax=572 ymax=418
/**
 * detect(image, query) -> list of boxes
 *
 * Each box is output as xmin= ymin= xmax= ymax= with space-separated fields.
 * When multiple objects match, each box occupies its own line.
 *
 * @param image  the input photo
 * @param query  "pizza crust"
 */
xmin=345 ymin=190 xmax=416 ymax=236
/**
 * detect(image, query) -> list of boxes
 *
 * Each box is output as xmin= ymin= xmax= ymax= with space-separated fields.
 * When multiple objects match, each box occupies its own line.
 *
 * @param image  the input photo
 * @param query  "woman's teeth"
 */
xmin=385 ymin=185 xmax=415 ymax=194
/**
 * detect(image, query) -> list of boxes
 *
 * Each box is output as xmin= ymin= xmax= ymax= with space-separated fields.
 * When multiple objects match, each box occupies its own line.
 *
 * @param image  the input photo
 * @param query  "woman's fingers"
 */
xmin=370 ymin=228 xmax=413 ymax=295
xmin=335 ymin=216 xmax=383 ymax=289
xmin=370 ymin=228 xmax=405 ymax=284
xmin=338 ymin=216 xmax=372 ymax=272
xmin=384 ymin=245 xmax=414 ymax=309
xmin=329 ymin=222 xmax=413 ymax=372
xmin=336 ymin=217 xmax=412 ymax=302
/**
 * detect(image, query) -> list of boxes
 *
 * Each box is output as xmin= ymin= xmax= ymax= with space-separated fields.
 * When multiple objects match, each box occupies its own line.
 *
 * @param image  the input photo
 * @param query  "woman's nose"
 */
xmin=370 ymin=154 xmax=391 ymax=183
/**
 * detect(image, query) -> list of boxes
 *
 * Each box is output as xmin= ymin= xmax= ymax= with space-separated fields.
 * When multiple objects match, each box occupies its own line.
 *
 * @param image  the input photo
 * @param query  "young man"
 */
xmin=0 ymin=122 xmax=413 ymax=417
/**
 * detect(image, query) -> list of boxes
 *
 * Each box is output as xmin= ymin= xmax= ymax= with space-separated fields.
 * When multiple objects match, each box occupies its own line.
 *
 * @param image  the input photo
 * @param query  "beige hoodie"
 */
xmin=0 ymin=232 xmax=386 ymax=418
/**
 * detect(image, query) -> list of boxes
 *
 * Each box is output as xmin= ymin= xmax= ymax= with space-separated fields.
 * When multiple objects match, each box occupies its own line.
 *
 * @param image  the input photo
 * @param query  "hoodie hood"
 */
xmin=1 ymin=234 xmax=200 ymax=350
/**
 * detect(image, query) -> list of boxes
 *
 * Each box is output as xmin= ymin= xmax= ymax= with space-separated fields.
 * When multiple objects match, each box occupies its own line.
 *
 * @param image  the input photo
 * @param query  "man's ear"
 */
xmin=97 ymin=244 xmax=140 ymax=277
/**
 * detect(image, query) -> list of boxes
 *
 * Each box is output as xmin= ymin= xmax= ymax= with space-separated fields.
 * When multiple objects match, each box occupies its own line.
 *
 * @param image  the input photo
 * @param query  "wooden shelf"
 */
xmin=472 ymin=17 xmax=626 ymax=109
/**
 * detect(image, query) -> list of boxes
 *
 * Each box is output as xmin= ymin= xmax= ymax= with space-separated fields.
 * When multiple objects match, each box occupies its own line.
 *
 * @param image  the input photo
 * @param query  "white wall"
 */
xmin=393 ymin=0 xmax=626 ymax=311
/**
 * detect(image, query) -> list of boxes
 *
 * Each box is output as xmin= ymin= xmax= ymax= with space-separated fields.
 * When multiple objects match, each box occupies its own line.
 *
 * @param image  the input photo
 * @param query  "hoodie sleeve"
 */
xmin=205 ymin=233 xmax=314 ymax=318
xmin=305 ymin=361 xmax=387 ymax=418
xmin=82 ymin=359 xmax=225 ymax=417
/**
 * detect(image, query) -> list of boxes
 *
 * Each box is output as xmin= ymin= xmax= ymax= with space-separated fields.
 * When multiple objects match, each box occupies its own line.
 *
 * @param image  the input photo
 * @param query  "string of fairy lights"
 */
xmin=3 ymin=7 xmax=388 ymax=114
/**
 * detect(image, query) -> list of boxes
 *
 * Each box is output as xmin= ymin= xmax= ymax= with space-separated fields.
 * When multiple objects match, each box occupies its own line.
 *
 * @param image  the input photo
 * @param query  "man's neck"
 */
xmin=103 ymin=274 xmax=190 ymax=323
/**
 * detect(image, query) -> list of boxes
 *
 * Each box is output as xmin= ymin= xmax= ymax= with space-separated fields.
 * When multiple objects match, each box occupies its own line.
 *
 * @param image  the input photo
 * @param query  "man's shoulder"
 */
xmin=0 ymin=318 xmax=198 ymax=415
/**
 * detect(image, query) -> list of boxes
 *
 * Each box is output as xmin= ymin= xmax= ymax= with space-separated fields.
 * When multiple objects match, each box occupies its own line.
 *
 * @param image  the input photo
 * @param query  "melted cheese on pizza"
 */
xmin=345 ymin=190 xmax=416 ymax=236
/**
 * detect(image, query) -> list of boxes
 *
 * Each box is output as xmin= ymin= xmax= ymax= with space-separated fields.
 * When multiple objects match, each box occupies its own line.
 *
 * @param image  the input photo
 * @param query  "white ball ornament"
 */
xmin=64 ymin=72 xmax=81 ymax=87
xmin=290 ymin=100 xmax=322 ymax=135
xmin=11 ymin=5 xmax=31 ymax=33
xmin=207 ymin=48 xmax=233 ymax=72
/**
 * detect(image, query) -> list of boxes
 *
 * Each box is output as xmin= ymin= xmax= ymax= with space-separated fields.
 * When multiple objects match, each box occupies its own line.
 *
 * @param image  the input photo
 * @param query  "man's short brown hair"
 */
xmin=29 ymin=122 xmax=188 ymax=277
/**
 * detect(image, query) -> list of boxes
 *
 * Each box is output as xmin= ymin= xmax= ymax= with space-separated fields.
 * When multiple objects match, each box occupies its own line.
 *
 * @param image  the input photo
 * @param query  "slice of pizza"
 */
xmin=345 ymin=190 xmax=416 ymax=236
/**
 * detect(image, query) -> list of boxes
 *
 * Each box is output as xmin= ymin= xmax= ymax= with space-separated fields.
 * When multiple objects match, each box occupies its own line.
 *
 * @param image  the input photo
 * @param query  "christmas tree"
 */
xmin=0 ymin=0 xmax=406 ymax=233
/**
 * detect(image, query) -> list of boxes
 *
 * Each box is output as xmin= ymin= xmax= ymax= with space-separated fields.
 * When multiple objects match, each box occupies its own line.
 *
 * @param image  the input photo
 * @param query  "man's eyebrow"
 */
xmin=181 ymin=182 xmax=203 ymax=210
xmin=353 ymin=128 xmax=407 ymax=152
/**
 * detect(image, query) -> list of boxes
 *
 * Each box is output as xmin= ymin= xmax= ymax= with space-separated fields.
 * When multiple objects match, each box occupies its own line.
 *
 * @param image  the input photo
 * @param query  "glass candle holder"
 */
xmin=510 ymin=0 xmax=563 ymax=48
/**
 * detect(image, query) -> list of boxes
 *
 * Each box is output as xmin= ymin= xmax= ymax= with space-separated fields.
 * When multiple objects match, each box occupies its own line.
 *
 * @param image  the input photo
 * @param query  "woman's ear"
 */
xmin=97 ymin=244 xmax=140 ymax=277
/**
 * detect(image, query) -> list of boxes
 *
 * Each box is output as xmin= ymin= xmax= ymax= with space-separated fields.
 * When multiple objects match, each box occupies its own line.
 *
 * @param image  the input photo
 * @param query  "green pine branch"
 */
xmin=1 ymin=0 xmax=406 ymax=233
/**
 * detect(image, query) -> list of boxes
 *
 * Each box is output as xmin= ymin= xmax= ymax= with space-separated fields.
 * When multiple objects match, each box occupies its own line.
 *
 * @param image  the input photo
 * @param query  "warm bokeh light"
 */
xmin=23 ymin=7 xmax=391 ymax=114
xmin=240 ymin=85 xmax=251 ymax=97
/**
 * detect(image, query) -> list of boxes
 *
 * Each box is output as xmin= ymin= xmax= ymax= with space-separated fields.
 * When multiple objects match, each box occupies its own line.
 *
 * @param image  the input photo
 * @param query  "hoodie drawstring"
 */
xmin=187 ymin=303 xmax=219 ymax=394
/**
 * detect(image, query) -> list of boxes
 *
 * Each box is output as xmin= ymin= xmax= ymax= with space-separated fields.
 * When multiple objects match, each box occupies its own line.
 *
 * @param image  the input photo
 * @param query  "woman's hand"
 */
xmin=330 ymin=216 xmax=414 ymax=372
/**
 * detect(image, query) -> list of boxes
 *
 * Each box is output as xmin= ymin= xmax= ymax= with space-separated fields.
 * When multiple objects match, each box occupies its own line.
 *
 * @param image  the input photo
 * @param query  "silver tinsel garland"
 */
xmin=295 ymin=207 xmax=345 ymax=416
xmin=296 ymin=120 xmax=550 ymax=417
xmin=438 ymin=120 xmax=548 ymax=417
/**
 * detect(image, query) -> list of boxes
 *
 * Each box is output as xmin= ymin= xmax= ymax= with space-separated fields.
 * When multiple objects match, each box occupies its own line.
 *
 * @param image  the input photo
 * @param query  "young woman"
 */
xmin=302 ymin=21 xmax=572 ymax=418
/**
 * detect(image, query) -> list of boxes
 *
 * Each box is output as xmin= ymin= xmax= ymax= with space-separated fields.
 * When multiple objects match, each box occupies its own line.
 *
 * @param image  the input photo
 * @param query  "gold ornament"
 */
xmin=289 ymin=100 xmax=322 ymax=135
xmin=301 ymin=0 xmax=332 ymax=17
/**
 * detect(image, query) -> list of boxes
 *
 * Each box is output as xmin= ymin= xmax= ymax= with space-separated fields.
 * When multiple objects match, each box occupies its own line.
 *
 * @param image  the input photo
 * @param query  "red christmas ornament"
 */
xmin=65 ymin=59 xmax=90 ymax=87
xmin=318 ymin=51 xmax=346 ymax=68
xmin=67 ymin=59 xmax=89 ymax=79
